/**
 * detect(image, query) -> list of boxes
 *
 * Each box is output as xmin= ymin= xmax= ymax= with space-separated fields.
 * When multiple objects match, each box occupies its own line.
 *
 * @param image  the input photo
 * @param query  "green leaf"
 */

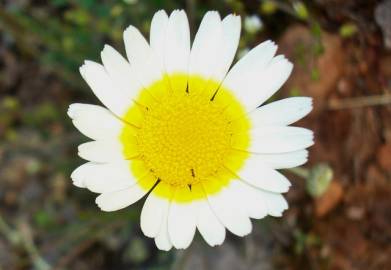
xmin=261 ymin=0 xmax=278 ymax=15
xmin=306 ymin=163 xmax=333 ymax=198
xmin=293 ymin=1 xmax=309 ymax=20
xmin=339 ymin=23 xmax=358 ymax=38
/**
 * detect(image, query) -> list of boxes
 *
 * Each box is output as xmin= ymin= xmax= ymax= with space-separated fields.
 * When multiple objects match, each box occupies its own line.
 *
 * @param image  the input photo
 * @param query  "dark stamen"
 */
xmin=185 ymin=82 xmax=189 ymax=94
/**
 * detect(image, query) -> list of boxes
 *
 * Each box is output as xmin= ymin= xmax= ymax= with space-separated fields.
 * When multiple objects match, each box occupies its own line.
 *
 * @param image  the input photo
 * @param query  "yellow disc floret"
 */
xmin=138 ymin=91 xmax=231 ymax=186
xmin=120 ymin=74 xmax=251 ymax=200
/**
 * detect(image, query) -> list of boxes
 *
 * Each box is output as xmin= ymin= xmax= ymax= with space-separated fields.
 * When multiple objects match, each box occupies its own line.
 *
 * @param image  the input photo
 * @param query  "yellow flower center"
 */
xmin=137 ymin=92 xmax=231 ymax=186
xmin=120 ymin=74 xmax=251 ymax=200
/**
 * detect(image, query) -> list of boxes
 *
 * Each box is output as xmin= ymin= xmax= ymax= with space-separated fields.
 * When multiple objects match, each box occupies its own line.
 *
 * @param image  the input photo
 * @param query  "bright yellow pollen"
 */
xmin=120 ymin=74 xmax=251 ymax=201
xmin=137 ymin=92 xmax=231 ymax=186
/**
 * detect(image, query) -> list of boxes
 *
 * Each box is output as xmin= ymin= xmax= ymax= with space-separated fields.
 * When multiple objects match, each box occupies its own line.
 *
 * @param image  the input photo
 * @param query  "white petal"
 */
xmin=95 ymin=183 xmax=152 ymax=212
xmin=154 ymin=205 xmax=172 ymax=251
xmin=68 ymin=103 xmax=123 ymax=140
xmin=205 ymin=181 xmax=252 ymax=236
xmin=252 ymin=56 xmax=293 ymax=108
xmin=231 ymin=181 xmax=268 ymax=219
xmin=247 ymin=126 xmax=314 ymax=154
xmin=141 ymin=190 xmax=170 ymax=238
xmin=188 ymin=11 xmax=222 ymax=91
xmin=228 ymin=40 xmax=276 ymax=76
xmin=67 ymin=103 xmax=80 ymax=118
xmin=222 ymin=41 xmax=294 ymax=111
xmin=124 ymin=25 xmax=150 ymax=68
xmin=79 ymin=61 xmax=130 ymax=116
xmin=259 ymin=190 xmax=288 ymax=217
xmin=168 ymin=188 xmax=196 ymax=249
xmin=101 ymin=45 xmax=143 ymax=100
xmin=70 ymin=162 xmax=95 ymax=188
xmin=165 ymin=10 xmax=190 ymax=89
xmin=124 ymin=26 xmax=162 ymax=87
xmin=249 ymin=97 xmax=313 ymax=127
xmin=211 ymin=14 xmax=241 ymax=83
xmin=74 ymin=162 xmax=138 ymax=194
xmin=234 ymin=182 xmax=288 ymax=217
xmin=196 ymin=199 xmax=226 ymax=246
xmin=150 ymin=10 xmax=169 ymax=69
xmin=254 ymin=150 xmax=309 ymax=169
xmin=234 ymin=156 xmax=291 ymax=193
xmin=78 ymin=140 xmax=124 ymax=163
xmin=79 ymin=161 xmax=136 ymax=193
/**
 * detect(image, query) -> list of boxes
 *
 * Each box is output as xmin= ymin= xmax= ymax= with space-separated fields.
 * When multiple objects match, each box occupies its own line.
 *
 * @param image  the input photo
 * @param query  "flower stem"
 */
xmin=288 ymin=167 xmax=310 ymax=179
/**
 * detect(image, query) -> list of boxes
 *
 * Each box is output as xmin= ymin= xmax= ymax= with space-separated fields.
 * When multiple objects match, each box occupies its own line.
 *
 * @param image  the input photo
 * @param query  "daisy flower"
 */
xmin=68 ymin=10 xmax=313 ymax=250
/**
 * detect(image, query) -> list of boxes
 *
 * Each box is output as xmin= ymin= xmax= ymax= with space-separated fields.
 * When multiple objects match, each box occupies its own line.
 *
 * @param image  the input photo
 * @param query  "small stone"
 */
xmin=346 ymin=206 xmax=365 ymax=220
xmin=337 ymin=78 xmax=352 ymax=96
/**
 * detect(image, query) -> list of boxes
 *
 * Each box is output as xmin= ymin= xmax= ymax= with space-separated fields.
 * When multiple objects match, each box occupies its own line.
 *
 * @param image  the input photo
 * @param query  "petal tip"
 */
xmin=67 ymin=104 xmax=79 ymax=118
xmin=154 ymin=9 xmax=168 ymax=17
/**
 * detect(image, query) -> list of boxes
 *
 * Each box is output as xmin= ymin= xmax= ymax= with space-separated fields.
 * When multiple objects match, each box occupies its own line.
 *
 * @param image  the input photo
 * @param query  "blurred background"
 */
xmin=0 ymin=0 xmax=390 ymax=269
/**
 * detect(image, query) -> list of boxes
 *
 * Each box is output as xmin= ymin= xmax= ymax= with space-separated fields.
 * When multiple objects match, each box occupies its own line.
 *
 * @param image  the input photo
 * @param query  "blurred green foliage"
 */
xmin=339 ymin=22 xmax=358 ymax=38
xmin=261 ymin=1 xmax=278 ymax=15
xmin=293 ymin=1 xmax=309 ymax=20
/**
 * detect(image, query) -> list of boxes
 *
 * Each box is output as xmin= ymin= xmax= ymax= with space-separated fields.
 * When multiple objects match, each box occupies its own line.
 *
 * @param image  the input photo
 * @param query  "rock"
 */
xmin=375 ymin=0 xmax=391 ymax=49
xmin=315 ymin=181 xmax=344 ymax=217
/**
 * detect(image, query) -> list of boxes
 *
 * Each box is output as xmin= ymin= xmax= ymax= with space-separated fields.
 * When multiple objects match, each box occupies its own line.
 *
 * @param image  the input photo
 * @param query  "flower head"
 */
xmin=69 ymin=10 xmax=313 ymax=250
